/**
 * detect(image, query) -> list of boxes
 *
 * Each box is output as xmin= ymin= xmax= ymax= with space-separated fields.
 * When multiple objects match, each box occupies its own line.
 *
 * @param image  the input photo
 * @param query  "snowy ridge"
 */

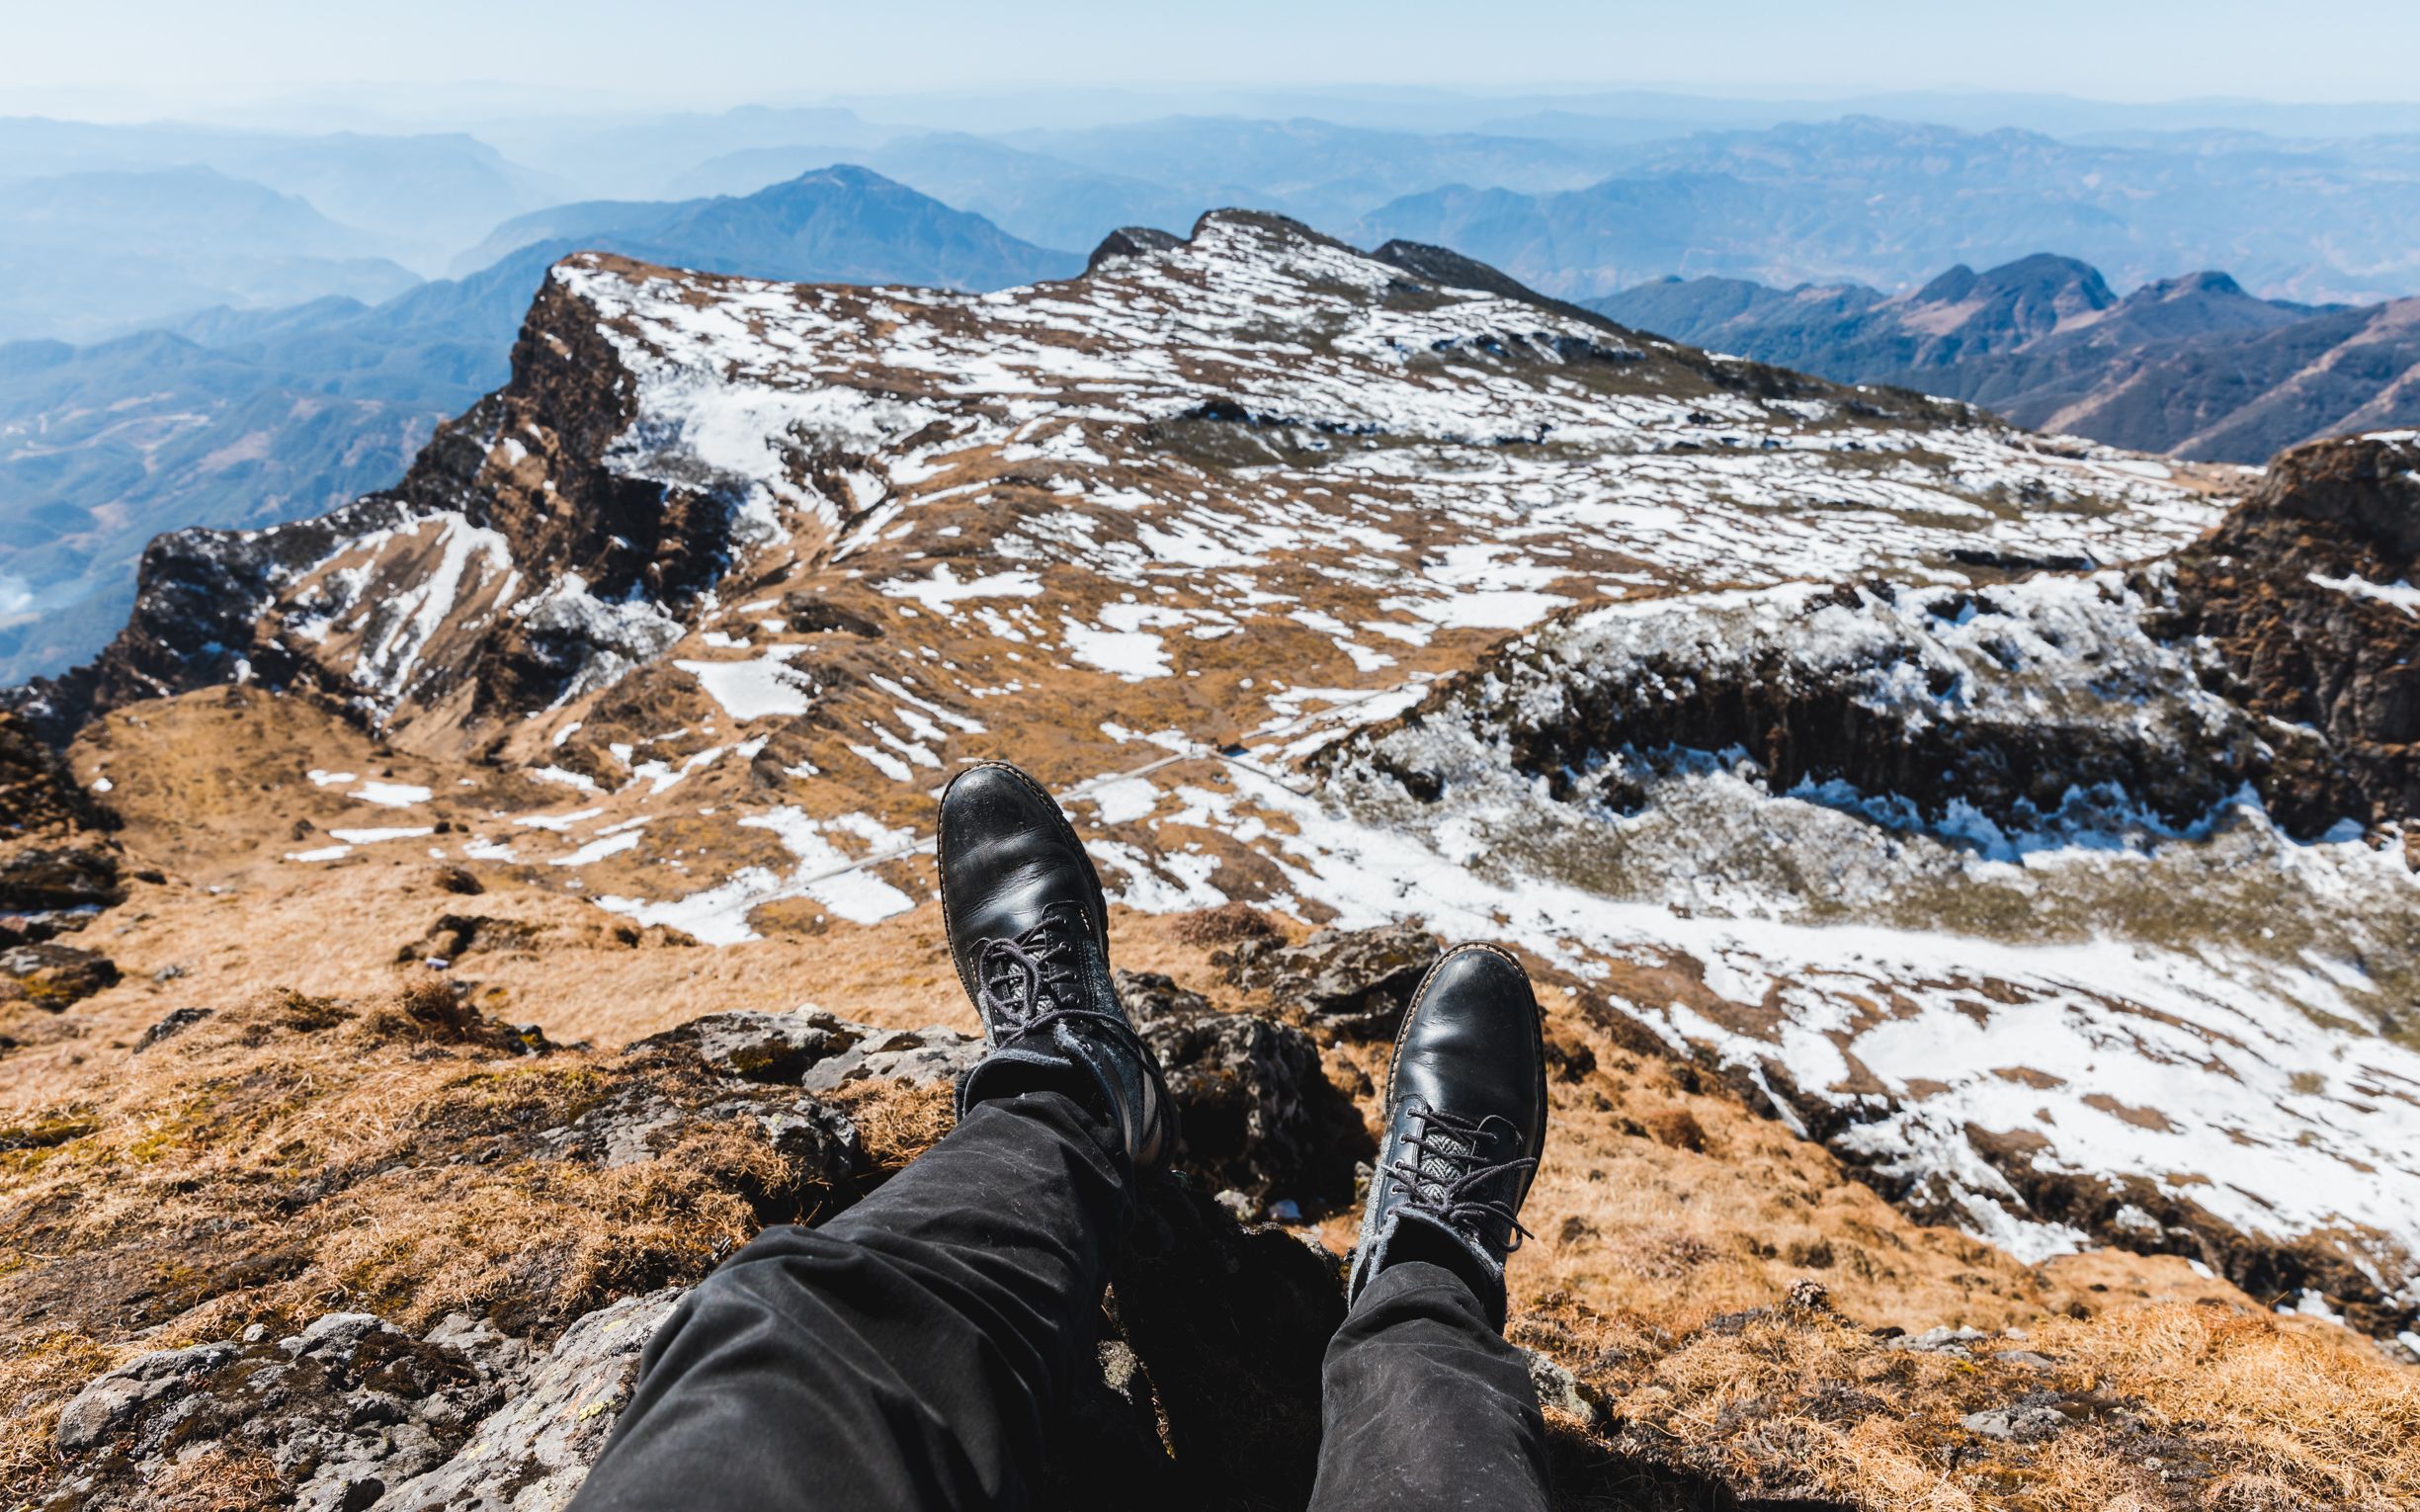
xmin=1303 ymin=563 xmax=2420 ymax=1310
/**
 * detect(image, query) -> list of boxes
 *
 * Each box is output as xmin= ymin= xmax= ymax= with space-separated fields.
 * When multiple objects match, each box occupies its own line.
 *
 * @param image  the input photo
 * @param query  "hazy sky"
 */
xmin=5 ymin=0 xmax=2417 ymax=119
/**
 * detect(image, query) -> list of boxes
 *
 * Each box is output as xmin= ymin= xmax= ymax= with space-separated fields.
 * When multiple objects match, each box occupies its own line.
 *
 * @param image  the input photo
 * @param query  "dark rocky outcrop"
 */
xmin=0 ymin=941 xmax=119 ymax=1009
xmin=0 ymin=845 xmax=122 ymax=916
xmin=2 ymin=259 xmax=742 ymax=743
xmin=1342 ymin=435 xmax=2420 ymax=845
xmin=2154 ymin=431 xmax=2420 ymax=830
xmin=1217 ymin=921 xmax=1443 ymax=1041
xmin=0 ymin=713 xmax=113 ymax=833
xmin=1086 ymin=224 xmax=1184 ymax=272
xmin=1119 ymin=970 xmax=1371 ymax=1207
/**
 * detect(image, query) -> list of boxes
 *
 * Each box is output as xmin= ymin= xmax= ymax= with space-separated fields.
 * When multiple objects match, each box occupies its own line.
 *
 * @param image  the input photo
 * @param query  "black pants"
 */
xmin=573 ymin=1091 xmax=1550 ymax=1511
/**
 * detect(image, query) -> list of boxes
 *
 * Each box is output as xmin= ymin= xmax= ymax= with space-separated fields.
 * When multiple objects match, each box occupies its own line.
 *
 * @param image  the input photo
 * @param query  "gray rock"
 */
xmin=1523 ymin=1348 xmax=1604 ymax=1429
xmin=1218 ymin=920 xmax=1441 ymax=1040
xmin=1962 ymin=1404 xmax=2071 ymax=1441
xmin=798 ymin=1022 xmax=984 ymax=1092
xmin=379 ymin=1289 xmax=683 ymax=1512
xmin=48 ymin=1311 xmax=509 ymax=1510
xmin=1890 ymin=1324 xmax=1989 ymax=1356
xmin=630 ymin=1009 xmax=983 ymax=1093
xmin=51 ymin=1346 xmax=210 ymax=1452
xmin=630 ymin=1009 xmax=863 ymax=1082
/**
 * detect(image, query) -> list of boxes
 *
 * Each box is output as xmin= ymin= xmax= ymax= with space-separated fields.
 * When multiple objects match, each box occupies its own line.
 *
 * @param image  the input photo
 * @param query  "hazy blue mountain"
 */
xmin=453 ymin=164 xmax=1081 ymax=286
xmin=0 ymin=118 xmax=558 ymax=270
xmin=0 ymin=333 xmax=446 ymax=683
xmin=1356 ymin=117 xmax=2420 ymax=303
xmin=994 ymin=116 xmax=1632 ymax=230
xmin=446 ymin=198 xmax=676 ymax=277
xmin=1589 ymin=253 xmax=2411 ymax=463
xmin=0 ymin=168 xmax=1078 ymax=686
xmin=658 ymin=133 xmax=1201 ymax=253
xmin=0 ymin=167 xmax=421 ymax=341
xmin=476 ymin=105 xmax=895 ymax=201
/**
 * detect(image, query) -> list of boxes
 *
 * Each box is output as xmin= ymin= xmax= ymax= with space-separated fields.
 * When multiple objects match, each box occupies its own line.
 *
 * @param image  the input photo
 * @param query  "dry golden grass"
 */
xmin=1521 ymin=1297 xmax=2420 ymax=1510
xmin=0 ymin=979 xmax=864 ymax=1507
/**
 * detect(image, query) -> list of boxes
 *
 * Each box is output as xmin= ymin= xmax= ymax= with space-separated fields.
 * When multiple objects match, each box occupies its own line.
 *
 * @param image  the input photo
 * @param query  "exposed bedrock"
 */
xmin=3 ymin=266 xmax=751 ymax=743
xmin=1353 ymin=432 xmax=2420 ymax=845
xmin=2155 ymin=431 xmax=2420 ymax=831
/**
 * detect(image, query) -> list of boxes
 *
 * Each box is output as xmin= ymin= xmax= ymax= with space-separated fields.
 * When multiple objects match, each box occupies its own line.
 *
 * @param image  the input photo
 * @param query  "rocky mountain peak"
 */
xmin=1898 ymin=253 xmax=2116 ymax=345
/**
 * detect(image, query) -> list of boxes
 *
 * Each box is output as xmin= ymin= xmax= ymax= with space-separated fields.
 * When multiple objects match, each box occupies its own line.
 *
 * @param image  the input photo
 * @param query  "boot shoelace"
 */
xmin=1388 ymin=1104 xmax=1536 ymax=1253
xmin=976 ymin=918 xmax=1121 ymax=1042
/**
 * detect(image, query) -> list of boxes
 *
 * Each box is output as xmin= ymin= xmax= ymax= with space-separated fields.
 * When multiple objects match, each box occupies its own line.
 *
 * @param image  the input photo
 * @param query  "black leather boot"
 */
xmin=1347 ymin=942 xmax=1547 ymax=1329
xmin=940 ymin=760 xmax=1175 ymax=1169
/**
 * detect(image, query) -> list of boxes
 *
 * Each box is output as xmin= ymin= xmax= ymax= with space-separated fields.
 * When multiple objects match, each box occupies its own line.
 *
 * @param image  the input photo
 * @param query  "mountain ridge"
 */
xmin=0 ymin=167 xmax=1085 ymax=689
xmin=1591 ymin=253 xmax=2417 ymax=462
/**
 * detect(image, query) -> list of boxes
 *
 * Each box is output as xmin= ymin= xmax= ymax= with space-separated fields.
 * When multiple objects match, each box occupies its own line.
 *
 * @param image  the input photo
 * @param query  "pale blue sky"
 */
xmin=4 ymin=0 xmax=2416 ymax=120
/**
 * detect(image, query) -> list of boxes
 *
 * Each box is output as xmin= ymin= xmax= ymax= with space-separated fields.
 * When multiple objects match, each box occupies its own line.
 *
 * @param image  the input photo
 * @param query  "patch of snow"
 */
xmin=550 ymin=830 xmax=643 ymax=866
xmin=352 ymin=782 xmax=432 ymax=807
xmin=594 ymin=806 xmax=919 ymax=942
xmin=2309 ymin=570 xmax=2420 ymax=616
xmin=678 ymin=647 xmax=815 ymax=721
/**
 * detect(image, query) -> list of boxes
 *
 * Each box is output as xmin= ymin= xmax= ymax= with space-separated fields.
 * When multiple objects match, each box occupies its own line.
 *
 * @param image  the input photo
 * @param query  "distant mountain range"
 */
xmin=1354 ymin=116 xmax=2420 ymax=304
xmin=0 ymin=167 xmax=420 ymax=341
xmin=0 ymin=168 xmax=1078 ymax=687
xmin=1591 ymin=253 xmax=2420 ymax=462
xmin=0 ymin=117 xmax=559 ymax=274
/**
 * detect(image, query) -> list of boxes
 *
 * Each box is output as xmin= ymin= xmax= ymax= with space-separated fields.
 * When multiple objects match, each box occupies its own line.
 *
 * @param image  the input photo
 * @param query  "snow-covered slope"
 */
xmin=1322 ymin=550 xmax=2420 ymax=1333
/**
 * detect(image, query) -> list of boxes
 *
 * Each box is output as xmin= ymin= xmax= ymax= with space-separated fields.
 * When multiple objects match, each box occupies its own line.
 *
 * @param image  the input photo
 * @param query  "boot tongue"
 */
xmin=1412 ymin=1114 xmax=1481 ymax=1210
xmin=1399 ymin=1106 xmax=1533 ymax=1253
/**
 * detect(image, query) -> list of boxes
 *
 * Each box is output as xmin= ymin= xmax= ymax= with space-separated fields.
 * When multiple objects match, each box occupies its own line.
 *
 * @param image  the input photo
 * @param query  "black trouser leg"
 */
xmin=1306 ymin=1260 xmax=1552 ymax=1512
xmin=570 ymin=1090 xmax=1130 ymax=1512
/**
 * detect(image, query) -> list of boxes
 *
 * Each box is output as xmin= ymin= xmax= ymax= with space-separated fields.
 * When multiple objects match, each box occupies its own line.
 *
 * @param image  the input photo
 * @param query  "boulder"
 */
xmin=0 ymin=941 xmax=119 ymax=1010
xmin=379 ymin=1290 xmax=683 ymax=1512
xmin=1218 ymin=920 xmax=1442 ymax=1040
xmin=628 ymin=1008 xmax=984 ymax=1091
xmin=0 ymin=843 xmax=123 ymax=913
xmin=49 ymin=1311 xmax=515 ymax=1511
xmin=1119 ymin=969 xmax=1370 ymax=1205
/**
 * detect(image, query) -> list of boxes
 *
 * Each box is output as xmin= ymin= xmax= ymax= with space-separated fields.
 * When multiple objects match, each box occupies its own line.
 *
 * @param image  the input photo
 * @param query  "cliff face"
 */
xmin=8 ymin=268 xmax=741 ymax=749
xmin=5 ymin=217 xmax=2418 ymax=1511
xmin=2160 ymin=432 xmax=2420 ymax=829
